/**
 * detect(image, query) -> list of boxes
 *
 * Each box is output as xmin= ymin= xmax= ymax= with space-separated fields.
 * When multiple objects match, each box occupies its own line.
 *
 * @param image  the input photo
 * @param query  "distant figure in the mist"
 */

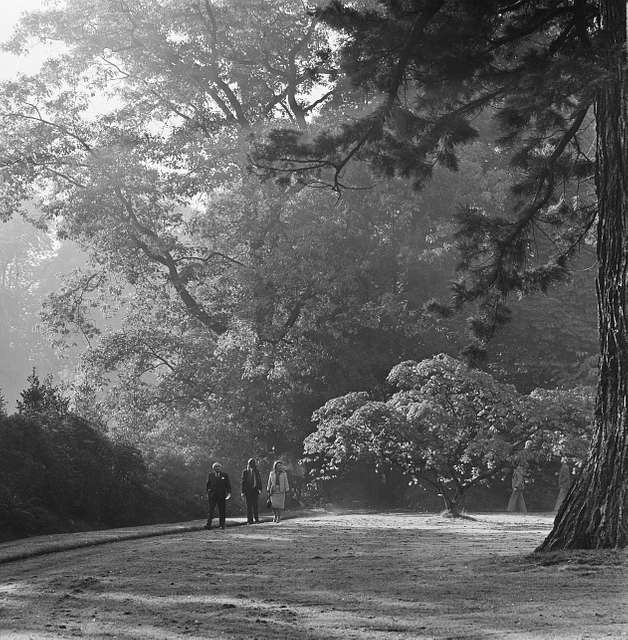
xmin=205 ymin=462 xmax=231 ymax=530
xmin=507 ymin=442 xmax=532 ymax=514
xmin=507 ymin=464 xmax=528 ymax=513
xmin=554 ymin=460 xmax=572 ymax=511
xmin=267 ymin=460 xmax=289 ymax=523
xmin=241 ymin=457 xmax=262 ymax=524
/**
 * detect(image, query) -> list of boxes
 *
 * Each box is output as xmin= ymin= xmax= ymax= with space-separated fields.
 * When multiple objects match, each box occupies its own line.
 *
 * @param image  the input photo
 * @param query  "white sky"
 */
xmin=0 ymin=0 xmax=61 ymax=79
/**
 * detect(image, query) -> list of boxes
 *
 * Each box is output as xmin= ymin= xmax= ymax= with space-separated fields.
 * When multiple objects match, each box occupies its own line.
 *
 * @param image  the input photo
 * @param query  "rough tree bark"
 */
xmin=538 ymin=0 xmax=627 ymax=551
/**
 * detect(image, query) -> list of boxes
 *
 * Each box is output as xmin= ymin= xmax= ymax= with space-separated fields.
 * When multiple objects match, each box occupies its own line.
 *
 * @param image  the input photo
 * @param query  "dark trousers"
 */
xmin=207 ymin=494 xmax=226 ymax=528
xmin=244 ymin=491 xmax=259 ymax=523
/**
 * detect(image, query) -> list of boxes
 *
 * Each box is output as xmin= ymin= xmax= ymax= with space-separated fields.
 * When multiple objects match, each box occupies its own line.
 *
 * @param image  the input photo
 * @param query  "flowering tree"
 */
xmin=304 ymin=391 xmax=413 ymax=481
xmin=529 ymin=387 xmax=594 ymax=464
xmin=304 ymin=354 xmax=591 ymax=516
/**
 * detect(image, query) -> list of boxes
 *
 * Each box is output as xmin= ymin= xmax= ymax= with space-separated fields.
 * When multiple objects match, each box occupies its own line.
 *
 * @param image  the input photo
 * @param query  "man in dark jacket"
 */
xmin=240 ymin=458 xmax=262 ymax=524
xmin=205 ymin=462 xmax=231 ymax=530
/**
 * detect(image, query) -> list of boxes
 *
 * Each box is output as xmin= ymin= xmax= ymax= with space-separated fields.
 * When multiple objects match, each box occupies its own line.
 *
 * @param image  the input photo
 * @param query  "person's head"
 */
xmin=247 ymin=458 xmax=257 ymax=469
xmin=212 ymin=462 xmax=222 ymax=473
xmin=273 ymin=460 xmax=284 ymax=473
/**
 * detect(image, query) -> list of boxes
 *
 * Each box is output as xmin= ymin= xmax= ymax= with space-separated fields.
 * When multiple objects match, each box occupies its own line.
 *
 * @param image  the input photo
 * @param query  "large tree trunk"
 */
xmin=537 ymin=0 xmax=627 ymax=551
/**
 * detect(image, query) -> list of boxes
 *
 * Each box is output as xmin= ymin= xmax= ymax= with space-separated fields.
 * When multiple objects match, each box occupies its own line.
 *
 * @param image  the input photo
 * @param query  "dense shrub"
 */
xmin=0 ymin=411 xmax=197 ymax=541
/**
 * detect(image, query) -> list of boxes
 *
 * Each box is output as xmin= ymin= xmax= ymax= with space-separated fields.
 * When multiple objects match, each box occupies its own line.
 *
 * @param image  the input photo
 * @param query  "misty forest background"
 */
xmin=0 ymin=0 xmax=601 ymax=541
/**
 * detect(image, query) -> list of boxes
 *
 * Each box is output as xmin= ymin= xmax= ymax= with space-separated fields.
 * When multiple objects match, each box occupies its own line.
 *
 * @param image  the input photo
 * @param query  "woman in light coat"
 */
xmin=267 ymin=460 xmax=289 ymax=522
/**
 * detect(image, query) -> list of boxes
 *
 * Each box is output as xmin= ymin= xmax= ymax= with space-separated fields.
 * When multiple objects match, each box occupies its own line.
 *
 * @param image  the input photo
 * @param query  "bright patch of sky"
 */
xmin=1 ymin=0 xmax=125 ymax=119
xmin=0 ymin=0 xmax=64 ymax=80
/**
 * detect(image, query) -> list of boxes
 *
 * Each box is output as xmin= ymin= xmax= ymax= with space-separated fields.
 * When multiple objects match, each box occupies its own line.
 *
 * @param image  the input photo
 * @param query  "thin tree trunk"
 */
xmin=538 ymin=0 xmax=627 ymax=551
xmin=441 ymin=489 xmax=465 ymax=517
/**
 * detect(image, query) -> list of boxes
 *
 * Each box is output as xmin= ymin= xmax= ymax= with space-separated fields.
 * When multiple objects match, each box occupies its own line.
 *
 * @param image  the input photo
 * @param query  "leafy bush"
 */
xmin=304 ymin=354 xmax=593 ymax=514
xmin=0 ymin=373 xmax=202 ymax=540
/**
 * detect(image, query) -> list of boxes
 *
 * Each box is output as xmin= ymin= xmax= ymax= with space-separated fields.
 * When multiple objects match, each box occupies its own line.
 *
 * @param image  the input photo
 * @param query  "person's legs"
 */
xmin=506 ymin=490 xmax=516 ymax=512
xmin=518 ymin=493 xmax=527 ymax=514
xmin=218 ymin=498 xmax=226 ymax=528
xmin=245 ymin=494 xmax=254 ymax=524
xmin=206 ymin=495 xmax=216 ymax=528
xmin=252 ymin=494 xmax=259 ymax=522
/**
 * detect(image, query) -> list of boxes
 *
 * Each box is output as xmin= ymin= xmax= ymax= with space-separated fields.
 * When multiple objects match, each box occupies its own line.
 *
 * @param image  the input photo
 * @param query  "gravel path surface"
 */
xmin=0 ymin=512 xmax=626 ymax=639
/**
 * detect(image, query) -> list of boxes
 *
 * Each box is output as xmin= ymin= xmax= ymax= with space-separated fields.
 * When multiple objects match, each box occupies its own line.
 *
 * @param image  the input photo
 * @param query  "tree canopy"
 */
xmin=0 ymin=0 xmax=455 ymax=464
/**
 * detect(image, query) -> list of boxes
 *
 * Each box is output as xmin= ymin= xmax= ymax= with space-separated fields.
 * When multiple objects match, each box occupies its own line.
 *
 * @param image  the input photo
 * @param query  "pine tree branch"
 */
xmin=383 ymin=0 xmax=446 ymax=110
xmin=488 ymin=4 xmax=575 ymax=50
xmin=500 ymin=102 xmax=592 ymax=256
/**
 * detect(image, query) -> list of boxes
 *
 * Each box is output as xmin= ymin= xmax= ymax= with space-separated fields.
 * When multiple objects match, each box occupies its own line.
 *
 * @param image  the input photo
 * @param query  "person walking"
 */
xmin=241 ymin=458 xmax=262 ymax=524
xmin=205 ymin=462 xmax=231 ymax=530
xmin=267 ymin=460 xmax=289 ymax=523
xmin=507 ymin=442 xmax=532 ymax=514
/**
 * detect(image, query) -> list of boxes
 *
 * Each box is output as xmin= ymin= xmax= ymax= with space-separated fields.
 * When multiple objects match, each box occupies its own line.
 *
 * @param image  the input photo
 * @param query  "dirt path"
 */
xmin=0 ymin=513 xmax=626 ymax=639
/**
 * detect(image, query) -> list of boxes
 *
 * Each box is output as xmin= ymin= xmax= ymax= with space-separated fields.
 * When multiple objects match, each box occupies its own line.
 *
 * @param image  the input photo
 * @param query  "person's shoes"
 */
xmin=254 ymin=520 xmax=260 ymax=524
xmin=204 ymin=524 xmax=212 ymax=530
